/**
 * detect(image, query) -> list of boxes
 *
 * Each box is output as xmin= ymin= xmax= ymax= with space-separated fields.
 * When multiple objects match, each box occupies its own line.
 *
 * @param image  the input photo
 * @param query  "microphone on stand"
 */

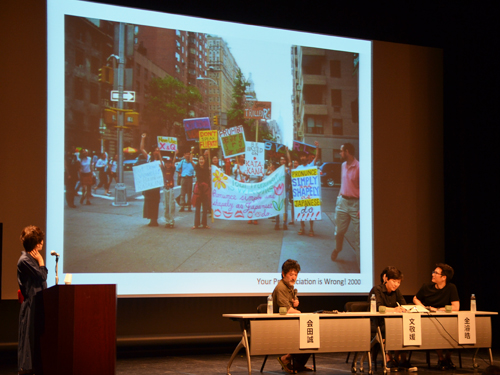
xmin=50 ymin=250 xmax=59 ymax=285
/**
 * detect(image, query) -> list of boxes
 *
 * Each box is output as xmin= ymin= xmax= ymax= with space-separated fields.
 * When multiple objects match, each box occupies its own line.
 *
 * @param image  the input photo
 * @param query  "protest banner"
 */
xmin=132 ymin=161 xmax=164 ymax=192
xmin=183 ymin=117 xmax=211 ymax=141
xmin=157 ymin=136 xmax=177 ymax=151
xmin=211 ymin=165 xmax=285 ymax=220
xmin=199 ymin=130 xmax=218 ymax=149
xmin=291 ymin=166 xmax=322 ymax=221
xmin=245 ymin=141 xmax=265 ymax=176
xmin=219 ymin=125 xmax=246 ymax=158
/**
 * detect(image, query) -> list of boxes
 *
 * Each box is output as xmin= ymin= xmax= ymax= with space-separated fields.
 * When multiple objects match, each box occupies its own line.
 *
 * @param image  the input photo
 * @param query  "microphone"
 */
xmin=293 ymin=288 xmax=298 ymax=299
xmin=50 ymin=251 xmax=60 ymax=257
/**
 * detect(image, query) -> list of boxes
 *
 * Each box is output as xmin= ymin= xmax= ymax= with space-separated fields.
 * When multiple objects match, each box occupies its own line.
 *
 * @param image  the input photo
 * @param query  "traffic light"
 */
xmin=98 ymin=66 xmax=114 ymax=84
xmin=213 ymin=115 xmax=218 ymax=126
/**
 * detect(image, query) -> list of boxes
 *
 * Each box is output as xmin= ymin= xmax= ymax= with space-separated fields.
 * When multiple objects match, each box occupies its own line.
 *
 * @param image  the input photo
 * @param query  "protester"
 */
xmin=139 ymin=133 xmax=163 ymax=227
xmin=176 ymin=150 xmax=195 ymax=212
xmin=78 ymin=149 xmax=93 ymax=205
xmin=94 ymin=152 xmax=110 ymax=195
xmin=65 ymin=149 xmax=80 ymax=208
xmin=163 ymin=151 xmax=177 ymax=228
xmin=190 ymin=152 xmax=211 ymax=229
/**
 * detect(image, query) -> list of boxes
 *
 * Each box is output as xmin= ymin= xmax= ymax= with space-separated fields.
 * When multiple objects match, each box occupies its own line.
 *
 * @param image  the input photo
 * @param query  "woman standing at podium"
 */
xmin=17 ymin=225 xmax=48 ymax=375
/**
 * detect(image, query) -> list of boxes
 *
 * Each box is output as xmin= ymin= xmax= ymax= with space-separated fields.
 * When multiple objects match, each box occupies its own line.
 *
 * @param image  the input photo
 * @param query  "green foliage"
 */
xmin=143 ymin=75 xmax=202 ymax=139
xmin=227 ymin=69 xmax=253 ymax=138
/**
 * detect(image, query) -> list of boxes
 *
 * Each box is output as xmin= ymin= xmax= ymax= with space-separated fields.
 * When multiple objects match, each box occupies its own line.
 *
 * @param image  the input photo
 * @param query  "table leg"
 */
xmin=368 ymin=350 xmax=372 ymax=374
xmin=226 ymin=328 xmax=251 ymax=375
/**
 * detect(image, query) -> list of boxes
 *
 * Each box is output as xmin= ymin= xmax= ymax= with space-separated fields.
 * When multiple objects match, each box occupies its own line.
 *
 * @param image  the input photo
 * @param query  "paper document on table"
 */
xmin=402 ymin=305 xmax=429 ymax=313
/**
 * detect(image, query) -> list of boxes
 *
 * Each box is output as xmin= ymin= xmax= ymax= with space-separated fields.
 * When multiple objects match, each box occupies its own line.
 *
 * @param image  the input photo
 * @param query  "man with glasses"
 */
xmin=413 ymin=263 xmax=460 ymax=370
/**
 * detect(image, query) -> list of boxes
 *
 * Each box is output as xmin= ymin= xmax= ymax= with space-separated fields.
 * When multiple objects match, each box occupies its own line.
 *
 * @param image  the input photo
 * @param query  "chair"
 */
xmin=256 ymin=303 xmax=316 ymax=373
xmin=344 ymin=301 xmax=381 ymax=373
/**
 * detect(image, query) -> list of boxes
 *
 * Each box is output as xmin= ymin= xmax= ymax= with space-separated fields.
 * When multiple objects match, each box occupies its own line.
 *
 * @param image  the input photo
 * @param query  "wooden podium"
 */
xmin=34 ymin=284 xmax=116 ymax=375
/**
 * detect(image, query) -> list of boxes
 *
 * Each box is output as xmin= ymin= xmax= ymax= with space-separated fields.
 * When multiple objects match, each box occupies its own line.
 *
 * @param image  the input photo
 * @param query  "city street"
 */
xmin=64 ymin=171 xmax=360 ymax=274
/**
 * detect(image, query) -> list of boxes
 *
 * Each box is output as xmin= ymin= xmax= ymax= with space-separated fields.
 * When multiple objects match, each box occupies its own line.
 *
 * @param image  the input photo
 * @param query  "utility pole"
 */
xmin=113 ymin=22 xmax=128 ymax=206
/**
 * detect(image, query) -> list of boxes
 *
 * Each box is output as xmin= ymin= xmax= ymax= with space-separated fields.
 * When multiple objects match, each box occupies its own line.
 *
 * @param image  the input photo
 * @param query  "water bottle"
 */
xmin=267 ymin=294 xmax=273 ymax=314
xmin=470 ymin=294 xmax=476 ymax=312
xmin=370 ymin=294 xmax=376 ymax=313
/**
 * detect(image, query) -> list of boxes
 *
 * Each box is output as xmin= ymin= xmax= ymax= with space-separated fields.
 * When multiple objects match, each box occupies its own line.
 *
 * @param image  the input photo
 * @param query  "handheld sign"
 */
xmin=245 ymin=141 xmax=265 ymax=176
xmin=183 ymin=117 xmax=211 ymax=141
xmin=199 ymin=130 xmax=218 ymax=149
xmin=157 ymin=136 xmax=177 ymax=152
xmin=133 ymin=161 xmax=164 ymax=192
xmin=219 ymin=125 xmax=246 ymax=158
xmin=291 ymin=167 xmax=322 ymax=221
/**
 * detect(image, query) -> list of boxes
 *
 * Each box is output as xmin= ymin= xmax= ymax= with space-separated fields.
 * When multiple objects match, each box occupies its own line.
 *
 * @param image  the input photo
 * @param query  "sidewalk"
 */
xmin=63 ymin=185 xmax=360 ymax=274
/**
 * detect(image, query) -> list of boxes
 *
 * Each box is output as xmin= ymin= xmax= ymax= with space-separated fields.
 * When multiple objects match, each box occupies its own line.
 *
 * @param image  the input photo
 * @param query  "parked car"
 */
xmin=123 ymin=157 xmax=138 ymax=171
xmin=319 ymin=162 xmax=342 ymax=187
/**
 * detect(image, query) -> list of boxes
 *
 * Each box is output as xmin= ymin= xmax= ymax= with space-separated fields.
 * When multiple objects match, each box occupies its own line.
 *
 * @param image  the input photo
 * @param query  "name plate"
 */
xmin=300 ymin=314 xmax=320 ymax=349
xmin=403 ymin=313 xmax=422 ymax=346
xmin=458 ymin=311 xmax=476 ymax=344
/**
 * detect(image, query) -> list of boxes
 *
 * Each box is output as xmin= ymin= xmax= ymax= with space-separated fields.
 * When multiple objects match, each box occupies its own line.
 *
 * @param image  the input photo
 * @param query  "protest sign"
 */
xmin=157 ymin=136 xmax=177 ymax=152
xmin=245 ymin=141 xmax=265 ymax=176
xmin=219 ymin=125 xmax=246 ymax=158
xmin=292 ymin=140 xmax=317 ymax=163
xmin=211 ymin=165 xmax=285 ymax=220
xmin=183 ymin=117 xmax=211 ymax=141
xmin=291 ymin=167 xmax=322 ymax=221
xmin=199 ymin=130 xmax=218 ymax=149
xmin=132 ymin=161 xmax=164 ymax=192
xmin=244 ymin=101 xmax=272 ymax=120
xmin=264 ymin=139 xmax=287 ymax=161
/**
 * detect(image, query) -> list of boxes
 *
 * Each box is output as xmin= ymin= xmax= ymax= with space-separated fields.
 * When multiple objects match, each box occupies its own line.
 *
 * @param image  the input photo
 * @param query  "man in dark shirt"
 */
xmin=413 ymin=263 xmax=460 ymax=370
xmin=272 ymin=259 xmax=311 ymax=373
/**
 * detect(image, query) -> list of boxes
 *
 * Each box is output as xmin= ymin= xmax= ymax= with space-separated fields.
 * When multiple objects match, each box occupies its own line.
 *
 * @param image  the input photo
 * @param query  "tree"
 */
xmin=143 ymin=75 xmax=202 ymax=141
xmin=227 ymin=69 xmax=253 ymax=139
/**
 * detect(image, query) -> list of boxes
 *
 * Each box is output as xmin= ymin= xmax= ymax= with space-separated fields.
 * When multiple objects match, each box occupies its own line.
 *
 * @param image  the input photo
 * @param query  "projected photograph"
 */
xmin=47 ymin=0 xmax=371 ymax=295
xmin=63 ymin=16 xmax=360 ymax=274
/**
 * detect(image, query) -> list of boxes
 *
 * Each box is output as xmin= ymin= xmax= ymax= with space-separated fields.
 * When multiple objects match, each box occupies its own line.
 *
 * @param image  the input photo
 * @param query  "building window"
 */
xmin=332 ymin=149 xmax=342 ymax=162
xmin=306 ymin=117 xmax=323 ymax=134
xmin=330 ymin=60 xmax=341 ymax=78
xmin=351 ymin=99 xmax=359 ymax=123
xmin=332 ymin=119 xmax=343 ymax=135
xmin=90 ymin=56 xmax=99 ymax=75
xmin=90 ymin=83 xmax=98 ymax=104
xmin=331 ymin=89 xmax=342 ymax=108
xmin=75 ymin=48 xmax=85 ymax=68
xmin=74 ymin=77 xmax=84 ymax=100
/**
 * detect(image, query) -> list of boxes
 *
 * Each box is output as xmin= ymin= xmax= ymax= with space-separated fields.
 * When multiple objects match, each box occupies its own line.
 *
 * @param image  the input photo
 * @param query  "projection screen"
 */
xmin=46 ymin=0 xmax=372 ymax=296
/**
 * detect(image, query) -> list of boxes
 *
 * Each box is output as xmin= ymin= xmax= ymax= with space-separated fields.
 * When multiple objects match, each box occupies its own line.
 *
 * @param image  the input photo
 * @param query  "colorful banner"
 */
xmin=211 ymin=164 xmax=285 ymax=220
xmin=132 ymin=161 xmax=164 ymax=192
xmin=245 ymin=141 xmax=265 ymax=176
xmin=219 ymin=125 xmax=246 ymax=158
xmin=183 ymin=117 xmax=211 ymax=141
xmin=291 ymin=167 xmax=322 ymax=221
xmin=199 ymin=130 xmax=218 ymax=149
xmin=157 ymin=136 xmax=177 ymax=151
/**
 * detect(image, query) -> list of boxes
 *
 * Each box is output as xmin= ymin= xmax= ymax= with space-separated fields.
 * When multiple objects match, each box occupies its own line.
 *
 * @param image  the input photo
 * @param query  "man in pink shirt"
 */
xmin=331 ymin=143 xmax=360 ymax=261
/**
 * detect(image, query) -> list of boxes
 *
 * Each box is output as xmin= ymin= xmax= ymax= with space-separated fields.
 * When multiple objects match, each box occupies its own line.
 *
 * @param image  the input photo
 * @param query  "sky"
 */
xmin=215 ymin=34 xmax=294 ymax=146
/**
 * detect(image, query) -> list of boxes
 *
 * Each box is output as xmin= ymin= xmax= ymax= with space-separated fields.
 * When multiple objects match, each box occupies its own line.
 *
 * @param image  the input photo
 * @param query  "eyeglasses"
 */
xmin=432 ymin=271 xmax=442 ymax=276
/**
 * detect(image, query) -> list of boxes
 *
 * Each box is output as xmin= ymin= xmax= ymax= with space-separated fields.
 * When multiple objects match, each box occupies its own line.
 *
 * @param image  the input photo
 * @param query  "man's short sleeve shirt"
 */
xmin=415 ymin=282 xmax=459 ymax=308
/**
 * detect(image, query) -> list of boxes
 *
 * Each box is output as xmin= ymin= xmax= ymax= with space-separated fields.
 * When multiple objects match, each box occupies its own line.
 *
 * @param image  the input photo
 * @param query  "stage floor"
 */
xmin=0 ymin=349 xmax=497 ymax=374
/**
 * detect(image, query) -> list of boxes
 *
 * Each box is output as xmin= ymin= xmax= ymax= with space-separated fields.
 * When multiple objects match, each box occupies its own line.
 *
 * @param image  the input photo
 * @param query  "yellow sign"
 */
xmin=200 ymin=130 xmax=218 ymax=149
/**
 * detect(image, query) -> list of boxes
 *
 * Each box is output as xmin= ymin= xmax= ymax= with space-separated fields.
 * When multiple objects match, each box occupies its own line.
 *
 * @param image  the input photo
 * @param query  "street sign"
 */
xmin=110 ymin=90 xmax=136 ymax=102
